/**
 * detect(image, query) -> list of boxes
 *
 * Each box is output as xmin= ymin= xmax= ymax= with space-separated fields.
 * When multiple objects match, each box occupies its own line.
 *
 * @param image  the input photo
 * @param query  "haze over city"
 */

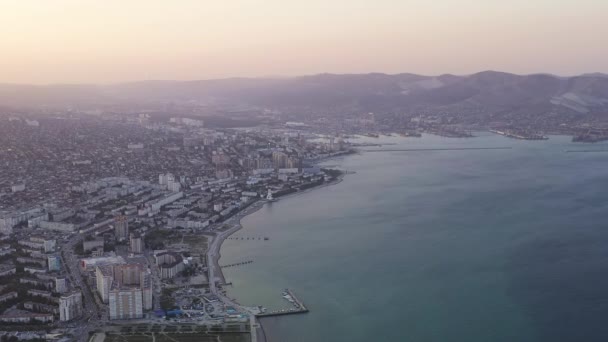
xmin=2 ymin=0 xmax=608 ymax=84
xmin=3 ymin=2 xmax=608 ymax=342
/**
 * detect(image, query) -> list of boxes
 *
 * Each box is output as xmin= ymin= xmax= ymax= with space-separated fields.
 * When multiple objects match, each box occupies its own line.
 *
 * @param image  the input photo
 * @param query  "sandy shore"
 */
xmin=210 ymin=200 xmax=267 ymax=285
xmin=213 ymin=171 xmax=346 ymax=283
xmin=209 ymin=172 xmax=347 ymax=342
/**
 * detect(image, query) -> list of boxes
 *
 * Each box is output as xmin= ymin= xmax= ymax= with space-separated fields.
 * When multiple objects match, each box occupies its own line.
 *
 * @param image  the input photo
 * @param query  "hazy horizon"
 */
xmin=2 ymin=0 xmax=608 ymax=84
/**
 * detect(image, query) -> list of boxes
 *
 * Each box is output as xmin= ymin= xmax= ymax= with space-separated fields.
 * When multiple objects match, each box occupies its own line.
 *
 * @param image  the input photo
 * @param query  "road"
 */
xmin=144 ymin=249 xmax=162 ymax=311
xmin=205 ymin=200 xmax=267 ymax=342
xmin=60 ymin=234 xmax=107 ymax=342
xmin=55 ymin=200 xmax=265 ymax=342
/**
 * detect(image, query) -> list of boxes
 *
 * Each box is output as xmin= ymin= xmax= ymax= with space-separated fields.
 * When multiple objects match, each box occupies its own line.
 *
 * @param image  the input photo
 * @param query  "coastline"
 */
xmin=208 ymin=168 xmax=348 ymax=342
xmin=213 ymin=170 xmax=347 ymax=285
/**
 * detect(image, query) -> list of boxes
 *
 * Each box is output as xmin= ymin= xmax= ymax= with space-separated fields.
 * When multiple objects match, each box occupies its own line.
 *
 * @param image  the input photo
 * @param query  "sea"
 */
xmin=220 ymin=133 xmax=608 ymax=342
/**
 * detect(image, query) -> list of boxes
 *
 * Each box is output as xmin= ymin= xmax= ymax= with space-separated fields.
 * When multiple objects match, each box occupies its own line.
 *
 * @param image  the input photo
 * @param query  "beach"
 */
xmin=217 ymin=133 xmax=608 ymax=342
xmin=206 ymin=170 xmax=347 ymax=342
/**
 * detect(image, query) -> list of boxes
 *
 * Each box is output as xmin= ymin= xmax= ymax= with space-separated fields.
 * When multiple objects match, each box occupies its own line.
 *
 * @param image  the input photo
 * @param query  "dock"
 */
xmin=362 ymin=147 xmax=512 ymax=152
xmin=220 ymin=260 xmax=253 ymax=268
xmin=256 ymin=289 xmax=309 ymax=317
xmin=489 ymin=129 xmax=548 ymax=140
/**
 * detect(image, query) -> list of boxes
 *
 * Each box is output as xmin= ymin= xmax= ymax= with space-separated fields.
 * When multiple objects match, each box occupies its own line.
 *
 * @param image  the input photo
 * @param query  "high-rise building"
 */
xmin=55 ymin=277 xmax=67 ymax=294
xmin=109 ymin=287 xmax=143 ymax=320
xmin=141 ymin=270 xmax=153 ymax=311
xmin=286 ymin=156 xmax=301 ymax=169
xmin=155 ymin=252 xmax=184 ymax=279
xmin=158 ymin=173 xmax=168 ymax=186
xmin=114 ymin=215 xmax=129 ymax=240
xmin=95 ymin=261 xmax=151 ymax=316
xmin=256 ymin=157 xmax=273 ymax=170
xmin=95 ymin=266 xmax=113 ymax=303
xmin=47 ymin=255 xmax=61 ymax=272
xmin=59 ymin=291 xmax=83 ymax=322
xmin=272 ymin=151 xmax=288 ymax=169
xmin=113 ymin=264 xmax=142 ymax=287
xmin=167 ymin=178 xmax=181 ymax=192
xmin=129 ymin=234 xmax=143 ymax=254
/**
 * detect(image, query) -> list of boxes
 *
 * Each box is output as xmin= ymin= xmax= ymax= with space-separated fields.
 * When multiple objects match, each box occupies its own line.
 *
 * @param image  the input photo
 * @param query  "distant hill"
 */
xmin=2 ymin=71 xmax=608 ymax=121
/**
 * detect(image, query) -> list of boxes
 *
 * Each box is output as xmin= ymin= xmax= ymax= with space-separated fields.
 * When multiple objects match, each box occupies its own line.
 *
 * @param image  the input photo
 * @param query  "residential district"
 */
xmin=0 ymin=112 xmax=353 ymax=341
xmin=3 ymin=105 xmax=594 ymax=341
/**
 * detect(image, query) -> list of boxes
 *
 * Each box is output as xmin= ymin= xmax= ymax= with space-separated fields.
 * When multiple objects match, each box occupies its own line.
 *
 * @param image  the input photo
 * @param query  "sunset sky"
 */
xmin=1 ymin=0 xmax=607 ymax=84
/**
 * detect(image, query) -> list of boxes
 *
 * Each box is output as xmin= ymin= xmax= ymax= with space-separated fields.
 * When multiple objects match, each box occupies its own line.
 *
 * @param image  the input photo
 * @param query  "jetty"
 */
xmin=256 ymin=289 xmax=309 ymax=317
xmin=227 ymin=236 xmax=269 ymax=241
xmin=362 ymin=147 xmax=512 ymax=152
xmin=489 ymin=129 xmax=548 ymax=140
xmin=220 ymin=260 xmax=253 ymax=268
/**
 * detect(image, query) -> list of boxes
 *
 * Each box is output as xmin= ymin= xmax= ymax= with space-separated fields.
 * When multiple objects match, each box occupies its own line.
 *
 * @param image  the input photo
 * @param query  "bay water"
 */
xmin=221 ymin=133 xmax=608 ymax=342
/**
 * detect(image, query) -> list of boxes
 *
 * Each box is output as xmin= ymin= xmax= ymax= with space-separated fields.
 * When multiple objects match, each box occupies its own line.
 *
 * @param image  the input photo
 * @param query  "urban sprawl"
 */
xmin=0 ymin=113 xmax=352 ymax=341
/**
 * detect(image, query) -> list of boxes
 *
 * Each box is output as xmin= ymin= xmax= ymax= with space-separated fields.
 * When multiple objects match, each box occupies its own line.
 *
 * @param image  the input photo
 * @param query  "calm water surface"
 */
xmin=221 ymin=133 xmax=608 ymax=342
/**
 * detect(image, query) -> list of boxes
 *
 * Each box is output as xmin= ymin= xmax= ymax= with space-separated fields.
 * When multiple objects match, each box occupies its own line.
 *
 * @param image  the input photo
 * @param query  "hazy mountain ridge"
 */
xmin=2 ymin=71 xmax=608 ymax=119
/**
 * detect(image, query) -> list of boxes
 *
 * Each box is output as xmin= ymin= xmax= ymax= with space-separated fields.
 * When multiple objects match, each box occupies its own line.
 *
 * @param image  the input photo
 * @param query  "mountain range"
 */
xmin=2 ymin=71 xmax=608 ymax=120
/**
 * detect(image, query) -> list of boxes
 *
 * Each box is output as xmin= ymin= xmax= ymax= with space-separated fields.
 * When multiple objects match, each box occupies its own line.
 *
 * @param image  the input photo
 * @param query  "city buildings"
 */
xmin=0 ymin=292 xmax=18 ymax=303
xmin=83 ymin=238 xmax=104 ymax=252
xmin=24 ymin=302 xmax=58 ymax=314
xmin=0 ymin=264 xmax=16 ymax=277
xmin=108 ymin=287 xmax=143 ymax=320
xmin=0 ymin=313 xmax=54 ymax=323
xmin=95 ymin=266 xmax=113 ymax=303
xmin=59 ymin=291 xmax=83 ymax=321
xmin=141 ymin=270 xmax=153 ymax=311
xmin=0 ymin=112 xmax=352 ymax=333
xmin=19 ymin=236 xmax=56 ymax=253
xmin=160 ymin=173 xmax=181 ymax=192
xmin=55 ymin=277 xmax=68 ymax=294
xmin=114 ymin=215 xmax=129 ymax=240
xmin=129 ymin=234 xmax=143 ymax=254
xmin=47 ymin=255 xmax=61 ymax=271
xmin=154 ymin=252 xmax=184 ymax=279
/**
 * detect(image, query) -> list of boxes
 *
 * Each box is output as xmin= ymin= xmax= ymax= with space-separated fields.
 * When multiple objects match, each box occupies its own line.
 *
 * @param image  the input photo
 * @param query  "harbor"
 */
xmin=227 ymin=236 xmax=270 ymax=241
xmin=362 ymin=147 xmax=512 ymax=152
xmin=256 ymin=289 xmax=309 ymax=318
xmin=220 ymin=260 xmax=254 ymax=268
xmin=489 ymin=128 xmax=548 ymax=140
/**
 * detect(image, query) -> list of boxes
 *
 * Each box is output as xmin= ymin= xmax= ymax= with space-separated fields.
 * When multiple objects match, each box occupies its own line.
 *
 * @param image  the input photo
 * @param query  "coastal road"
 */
xmin=205 ymin=200 xmax=267 ymax=341
xmin=206 ymin=200 xmax=264 ymax=294
xmin=206 ymin=222 xmax=244 ymax=295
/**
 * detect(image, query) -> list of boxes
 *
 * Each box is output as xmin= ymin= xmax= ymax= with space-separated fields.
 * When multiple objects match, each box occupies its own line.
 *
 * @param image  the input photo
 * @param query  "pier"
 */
xmin=489 ymin=129 xmax=548 ymax=140
xmin=351 ymin=142 xmax=397 ymax=147
xmin=227 ymin=236 xmax=270 ymax=241
xmin=256 ymin=289 xmax=309 ymax=317
xmin=220 ymin=260 xmax=253 ymax=268
xmin=362 ymin=147 xmax=512 ymax=152
xmin=565 ymin=149 xmax=608 ymax=153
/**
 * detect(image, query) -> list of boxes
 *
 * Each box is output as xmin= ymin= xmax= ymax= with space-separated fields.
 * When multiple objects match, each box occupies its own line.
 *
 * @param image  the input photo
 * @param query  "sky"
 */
xmin=1 ymin=0 xmax=607 ymax=84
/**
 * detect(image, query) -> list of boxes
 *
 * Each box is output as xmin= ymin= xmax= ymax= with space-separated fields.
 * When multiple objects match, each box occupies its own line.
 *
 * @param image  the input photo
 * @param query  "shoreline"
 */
xmin=208 ymin=168 xmax=348 ymax=342
xmin=211 ymin=171 xmax=346 ymax=287
xmin=211 ymin=154 xmax=349 ymax=286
